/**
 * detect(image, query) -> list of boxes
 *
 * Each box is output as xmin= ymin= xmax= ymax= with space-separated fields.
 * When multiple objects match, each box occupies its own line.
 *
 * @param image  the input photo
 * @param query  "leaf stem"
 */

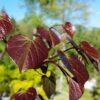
xmin=48 ymin=47 xmax=73 ymax=60
xmin=49 ymin=61 xmax=70 ymax=83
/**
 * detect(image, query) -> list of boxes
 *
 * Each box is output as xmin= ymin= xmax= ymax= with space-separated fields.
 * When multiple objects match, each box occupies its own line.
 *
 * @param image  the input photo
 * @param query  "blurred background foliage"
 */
xmin=0 ymin=0 xmax=100 ymax=99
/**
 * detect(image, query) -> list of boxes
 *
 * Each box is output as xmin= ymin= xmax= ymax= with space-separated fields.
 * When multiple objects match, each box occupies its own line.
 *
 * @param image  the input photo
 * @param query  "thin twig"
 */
xmin=50 ymin=61 xmax=70 ymax=83
xmin=48 ymin=47 xmax=73 ymax=60
xmin=34 ymin=69 xmax=44 ymax=76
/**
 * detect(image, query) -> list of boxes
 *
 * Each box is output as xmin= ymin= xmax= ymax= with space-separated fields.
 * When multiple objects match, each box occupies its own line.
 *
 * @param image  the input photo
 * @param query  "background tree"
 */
xmin=23 ymin=0 xmax=90 ymax=25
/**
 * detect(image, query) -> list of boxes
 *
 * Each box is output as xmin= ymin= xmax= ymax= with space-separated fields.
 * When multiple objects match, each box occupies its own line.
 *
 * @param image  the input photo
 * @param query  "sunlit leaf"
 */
xmin=37 ymin=27 xmax=60 ymax=47
xmin=80 ymin=41 xmax=99 ymax=71
xmin=80 ymin=41 xmax=99 ymax=60
xmin=7 ymin=35 xmax=49 ymax=72
xmin=62 ymin=22 xmax=75 ymax=38
xmin=49 ymin=29 xmax=60 ymax=47
xmin=0 ymin=11 xmax=13 ymax=40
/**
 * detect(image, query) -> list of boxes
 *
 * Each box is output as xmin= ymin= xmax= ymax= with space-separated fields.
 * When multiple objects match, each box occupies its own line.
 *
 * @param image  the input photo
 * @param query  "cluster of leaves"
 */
xmin=0 ymin=12 xmax=99 ymax=100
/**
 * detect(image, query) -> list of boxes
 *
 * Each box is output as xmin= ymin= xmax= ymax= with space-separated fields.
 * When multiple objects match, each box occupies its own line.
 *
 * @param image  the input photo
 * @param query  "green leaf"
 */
xmin=42 ymin=72 xmax=56 ymax=98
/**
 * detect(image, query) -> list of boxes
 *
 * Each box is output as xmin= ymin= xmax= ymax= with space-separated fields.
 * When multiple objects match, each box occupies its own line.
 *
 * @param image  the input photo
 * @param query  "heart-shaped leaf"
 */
xmin=0 ymin=11 xmax=13 ymax=40
xmin=7 ymin=35 xmax=49 ymax=72
xmin=42 ymin=72 xmax=56 ymax=98
xmin=69 ymin=78 xmax=83 ymax=100
xmin=11 ymin=87 xmax=37 ymax=100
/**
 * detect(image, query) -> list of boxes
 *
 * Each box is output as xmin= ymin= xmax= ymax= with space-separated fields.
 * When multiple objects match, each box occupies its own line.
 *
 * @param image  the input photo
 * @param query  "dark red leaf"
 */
xmin=26 ymin=87 xmax=37 ymax=100
xmin=7 ymin=35 xmax=49 ymax=72
xmin=57 ymin=50 xmax=89 ymax=86
xmin=68 ymin=38 xmax=99 ymax=71
xmin=69 ymin=56 xmax=89 ymax=86
xmin=37 ymin=27 xmax=51 ymax=45
xmin=57 ymin=50 xmax=74 ymax=74
xmin=11 ymin=87 xmax=37 ymax=100
xmin=37 ymin=27 xmax=60 ymax=47
xmin=80 ymin=41 xmax=99 ymax=60
xmin=69 ymin=78 xmax=83 ymax=100
xmin=42 ymin=72 xmax=56 ymax=98
xmin=80 ymin=41 xmax=99 ymax=71
xmin=0 ymin=11 xmax=13 ymax=40
xmin=62 ymin=22 xmax=75 ymax=38
xmin=86 ymin=54 xmax=99 ymax=71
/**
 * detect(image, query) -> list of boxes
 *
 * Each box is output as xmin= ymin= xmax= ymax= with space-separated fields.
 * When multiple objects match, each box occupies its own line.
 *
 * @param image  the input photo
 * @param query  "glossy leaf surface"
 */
xmin=80 ymin=41 xmax=99 ymax=71
xmin=57 ymin=50 xmax=89 ymax=86
xmin=57 ymin=50 xmax=74 ymax=73
xmin=80 ymin=41 xmax=99 ymax=60
xmin=37 ymin=27 xmax=60 ymax=47
xmin=7 ymin=35 xmax=49 ymax=72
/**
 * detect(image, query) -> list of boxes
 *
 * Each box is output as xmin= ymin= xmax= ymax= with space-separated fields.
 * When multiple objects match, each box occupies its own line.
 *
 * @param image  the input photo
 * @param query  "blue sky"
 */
xmin=88 ymin=0 xmax=100 ymax=28
xmin=0 ymin=0 xmax=26 ymax=20
xmin=0 ymin=0 xmax=100 ymax=27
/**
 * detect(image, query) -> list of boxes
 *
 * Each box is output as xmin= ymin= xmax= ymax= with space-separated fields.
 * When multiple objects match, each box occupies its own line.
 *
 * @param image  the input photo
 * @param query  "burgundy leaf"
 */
xmin=57 ymin=50 xmax=89 ymax=86
xmin=69 ymin=56 xmax=89 ymax=86
xmin=11 ymin=87 xmax=37 ymax=100
xmin=62 ymin=22 xmax=75 ymax=38
xmin=57 ymin=50 xmax=74 ymax=74
xmin=80 ymin=41 xmax=99 ymax=60
xmin=37 ymin=27 xmax=60 ymax=47
xmin=37 ymin=27 xmax=51 ymax=45
xmin=26 ymin=87 xmax=37 ymax=100
xmin=69 ymin=78 xmax=83 ymax=100
xmin=80 ymin=41 xmax=99 ymax=71
xmin=0 ymin=11 xmax=13 ymax=40
xmin=86 ymin=54 xmax=99 ymax=71
xmin=7 ymin=35 xmax=49 ymax=72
